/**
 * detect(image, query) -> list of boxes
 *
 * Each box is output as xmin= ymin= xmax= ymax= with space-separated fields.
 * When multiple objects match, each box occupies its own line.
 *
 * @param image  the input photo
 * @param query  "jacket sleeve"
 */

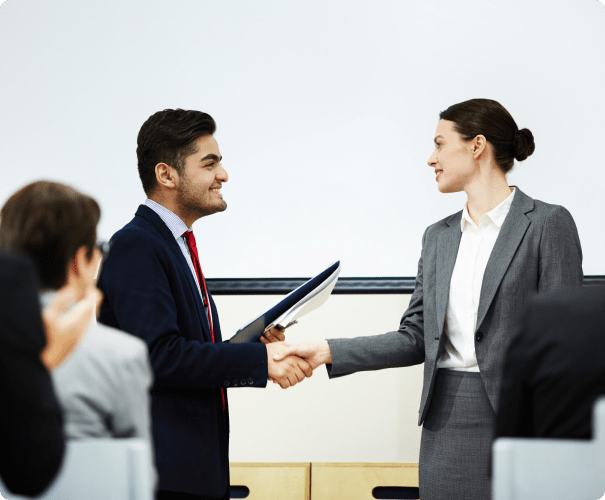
xmin=0 ymin=254 xmax=65 ymax=496
xmin=327 ymin=228 xmax=426 ymax=377
xmin=538 ymin=205 xmax=583 ymax=291
xmin=98 ymin=229 xmax=268 ymax=389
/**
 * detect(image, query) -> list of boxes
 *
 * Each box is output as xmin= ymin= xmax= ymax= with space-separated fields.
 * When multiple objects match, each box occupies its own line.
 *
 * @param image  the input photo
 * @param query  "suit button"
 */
xmin=475 ymin=331 xmax=484 ymax=342
xmin=247 ymin=378 xmax=254 ymax=385
xmin=233 ymin=380 xmax=238 ymax=387
xmin=224 ymin=380 xmax=230 ymax=387
xmin=240 ymin=379 xmax=247 ymax=386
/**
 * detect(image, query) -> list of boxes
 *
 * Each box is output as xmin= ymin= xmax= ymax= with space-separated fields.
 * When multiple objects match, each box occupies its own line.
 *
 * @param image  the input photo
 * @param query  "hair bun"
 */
xmin=513 ymin=128 xmax=535 ymax=162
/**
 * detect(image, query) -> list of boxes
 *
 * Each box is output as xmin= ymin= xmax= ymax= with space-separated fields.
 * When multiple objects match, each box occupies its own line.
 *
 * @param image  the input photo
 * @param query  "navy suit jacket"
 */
xmin=98 ymin=205 xmax=268 ymax=497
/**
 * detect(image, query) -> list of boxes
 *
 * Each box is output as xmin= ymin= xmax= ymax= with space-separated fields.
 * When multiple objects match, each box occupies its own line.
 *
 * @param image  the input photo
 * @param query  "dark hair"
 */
xmin=440 ymin=99 xmax=535 ymax=173
xmin=0 ymin=181 xmax=100 ymax=289
xmin=137 ymin=109 xmax=217 ymax=194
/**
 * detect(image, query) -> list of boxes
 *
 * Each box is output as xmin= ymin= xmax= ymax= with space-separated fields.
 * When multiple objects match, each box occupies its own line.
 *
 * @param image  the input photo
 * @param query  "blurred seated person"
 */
xmin=0 ymin=181 xmax=154 ymax=442
xmin=495 ymin=285 xmax=605 ymax=440
xmin=0 ymin=249 xmax=99 ymax=496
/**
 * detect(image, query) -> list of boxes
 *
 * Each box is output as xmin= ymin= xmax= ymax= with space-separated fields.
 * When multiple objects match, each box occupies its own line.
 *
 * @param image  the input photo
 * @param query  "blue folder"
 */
xmin=229 ymin=261 xmax=340 ymax=343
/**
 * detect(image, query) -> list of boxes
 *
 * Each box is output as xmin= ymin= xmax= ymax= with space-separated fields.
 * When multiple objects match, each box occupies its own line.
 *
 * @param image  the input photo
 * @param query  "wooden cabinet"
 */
xmin=229 ymin=462 xmax=419 ymax=500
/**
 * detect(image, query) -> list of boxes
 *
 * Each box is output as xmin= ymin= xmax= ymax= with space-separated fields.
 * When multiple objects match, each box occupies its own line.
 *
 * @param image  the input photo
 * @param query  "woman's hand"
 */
xmin=41 ymin=284 xmax=103 ymax=370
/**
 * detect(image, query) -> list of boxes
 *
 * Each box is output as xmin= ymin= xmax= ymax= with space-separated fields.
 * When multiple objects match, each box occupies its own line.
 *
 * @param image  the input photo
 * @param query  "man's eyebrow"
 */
xmin=434 ymin=135 xmax=444 ymax=143
xmin=201 ymin=154 xmax=222 ymax=162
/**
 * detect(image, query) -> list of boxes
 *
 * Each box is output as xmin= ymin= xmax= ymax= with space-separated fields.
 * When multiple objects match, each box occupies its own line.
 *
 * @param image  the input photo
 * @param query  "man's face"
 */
xmin=176 ymin=134 xmax=228 ymax=220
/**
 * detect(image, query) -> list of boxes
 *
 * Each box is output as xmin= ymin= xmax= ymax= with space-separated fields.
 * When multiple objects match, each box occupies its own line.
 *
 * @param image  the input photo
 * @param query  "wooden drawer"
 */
xmin=229 ymin=462 xmax=310 ymax=500
xmin=311 ymin=462 xmax=419 ymax=500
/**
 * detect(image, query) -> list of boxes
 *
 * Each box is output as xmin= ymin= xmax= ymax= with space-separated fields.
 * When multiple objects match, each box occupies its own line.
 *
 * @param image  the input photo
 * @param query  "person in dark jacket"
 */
xmin=0 ymin=249 xmax=99 ymax=496
xmin=496 ymin=286 xmax=605 ymax=440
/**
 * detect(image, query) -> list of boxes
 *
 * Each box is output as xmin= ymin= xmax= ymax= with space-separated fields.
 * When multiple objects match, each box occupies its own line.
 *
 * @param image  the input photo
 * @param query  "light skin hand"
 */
xmin=265 ymin=342 xmax=313 ymax=389
xmin=260 ymin=326 xmax=286 ymax=344
xmin=261 ymin=327 xmax=286 ymax=384
xmin=41 ymin=284 xmax=103 ymax=370
xmin=272 ymin=340 xmax=332 ymax=370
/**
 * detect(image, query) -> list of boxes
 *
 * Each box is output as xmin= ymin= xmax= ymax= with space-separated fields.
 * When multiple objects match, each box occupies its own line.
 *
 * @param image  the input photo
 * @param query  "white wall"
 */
xmin=1 ymin=0 xmax=604 ymax=277
xmin=215 ymin=293 xmax=424 ymax=462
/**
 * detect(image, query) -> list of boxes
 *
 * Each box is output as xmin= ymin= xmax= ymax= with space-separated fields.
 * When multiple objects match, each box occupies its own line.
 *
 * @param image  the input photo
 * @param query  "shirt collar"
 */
xmin=460 ymin=187 xmax=516 ymax=231
xmin=145 ymin=199 xmax=191 ymax=240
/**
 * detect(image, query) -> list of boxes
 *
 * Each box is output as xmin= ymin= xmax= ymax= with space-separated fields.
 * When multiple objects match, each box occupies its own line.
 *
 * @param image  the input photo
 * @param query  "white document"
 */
xmin=265 ymin=264 xmax=340 ymax=332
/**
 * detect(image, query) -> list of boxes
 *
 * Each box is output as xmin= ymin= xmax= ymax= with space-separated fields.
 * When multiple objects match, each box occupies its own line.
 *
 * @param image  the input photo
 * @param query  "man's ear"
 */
xmin=155 ymin=163 xmax=179 ymax=190
xmin=470 ymin=135 xmax=487 ymax=159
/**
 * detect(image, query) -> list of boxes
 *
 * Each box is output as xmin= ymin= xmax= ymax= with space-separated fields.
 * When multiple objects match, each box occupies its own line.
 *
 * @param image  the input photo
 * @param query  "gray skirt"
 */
xmin=419 ymin=369 xmax=495 ymax=500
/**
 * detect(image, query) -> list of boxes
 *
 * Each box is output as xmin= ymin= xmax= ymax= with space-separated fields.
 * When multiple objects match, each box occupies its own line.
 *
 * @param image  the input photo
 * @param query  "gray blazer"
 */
xmin=50 ymin=319 xmax=154 ymax=441
xmin=327 ymin=187 xmax=583 ymax=425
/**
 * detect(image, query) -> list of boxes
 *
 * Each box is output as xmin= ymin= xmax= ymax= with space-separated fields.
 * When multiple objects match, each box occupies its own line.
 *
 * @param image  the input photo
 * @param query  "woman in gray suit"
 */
xmin=275 ymin=98 xmax=583 ymax=499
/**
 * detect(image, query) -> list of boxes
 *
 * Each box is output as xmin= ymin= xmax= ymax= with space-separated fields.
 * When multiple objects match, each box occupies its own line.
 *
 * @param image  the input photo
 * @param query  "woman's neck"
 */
xmin=464 ymin=169 xmax=512 ymax=225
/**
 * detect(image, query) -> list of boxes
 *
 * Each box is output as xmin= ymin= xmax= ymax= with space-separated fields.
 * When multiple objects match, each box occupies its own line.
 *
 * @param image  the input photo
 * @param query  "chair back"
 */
xmin=1 ymin=438 xmax=153 ymax=500
xmin=492 ymin=397 xmax=605 ymax=499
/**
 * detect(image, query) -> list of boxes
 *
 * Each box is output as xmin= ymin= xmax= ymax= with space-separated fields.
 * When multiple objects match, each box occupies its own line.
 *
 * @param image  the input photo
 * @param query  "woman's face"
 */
xmin=427 ymin=120 xmax=475 ymax=193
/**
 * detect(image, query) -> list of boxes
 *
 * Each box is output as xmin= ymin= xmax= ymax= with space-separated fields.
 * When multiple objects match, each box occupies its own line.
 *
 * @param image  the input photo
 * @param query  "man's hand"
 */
xmin=260 ymin=326 xmax=285 ymax=344
xmin=260 ymin=327 xmax=286 ymax=384
xmin=265 ymin=342 xmax=313 ymax=389
xmin=41 ymin=284 xmax=103 ymax=370
xmin=272 ymin=340 xmax=332 ymax=370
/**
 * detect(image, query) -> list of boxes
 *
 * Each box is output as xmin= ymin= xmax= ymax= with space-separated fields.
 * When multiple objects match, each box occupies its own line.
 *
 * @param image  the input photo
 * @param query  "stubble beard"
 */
xmin=177 ymin=177 xmax=227 ymax=222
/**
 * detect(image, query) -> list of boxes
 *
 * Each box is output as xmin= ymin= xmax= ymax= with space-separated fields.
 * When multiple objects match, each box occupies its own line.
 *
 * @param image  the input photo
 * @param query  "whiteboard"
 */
xmin=0 ymin=0 xmax=603 ymax=277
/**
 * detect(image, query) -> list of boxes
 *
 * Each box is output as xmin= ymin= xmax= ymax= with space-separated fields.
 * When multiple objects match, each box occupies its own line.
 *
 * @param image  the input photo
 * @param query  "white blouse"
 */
xmin=437 ymin=188 xmax=516 ymax=372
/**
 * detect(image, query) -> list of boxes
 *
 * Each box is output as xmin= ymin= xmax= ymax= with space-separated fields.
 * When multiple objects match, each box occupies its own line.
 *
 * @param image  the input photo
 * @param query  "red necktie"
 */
xmin=182 ymin=230 xmax=225 ymax=410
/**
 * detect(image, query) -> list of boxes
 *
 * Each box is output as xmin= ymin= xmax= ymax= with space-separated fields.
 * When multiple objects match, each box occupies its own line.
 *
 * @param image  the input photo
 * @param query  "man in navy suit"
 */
xmin=98 ymin=109 xmax=312 ymax=500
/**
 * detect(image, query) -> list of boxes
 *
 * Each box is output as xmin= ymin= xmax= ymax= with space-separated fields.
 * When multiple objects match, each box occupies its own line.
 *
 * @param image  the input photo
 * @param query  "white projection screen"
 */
xmin=1 ymin=0 xmax=604 ymax=278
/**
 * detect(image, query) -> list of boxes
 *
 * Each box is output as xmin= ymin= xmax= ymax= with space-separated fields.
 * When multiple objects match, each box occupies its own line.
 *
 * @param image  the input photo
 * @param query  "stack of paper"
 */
xmin=229 ymin=261 xmax=341 ymax=343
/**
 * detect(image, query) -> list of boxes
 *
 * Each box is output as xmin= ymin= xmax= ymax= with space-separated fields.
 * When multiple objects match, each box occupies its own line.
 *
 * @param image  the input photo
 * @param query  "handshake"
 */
xmin=262 ymin=328 xmax=332 ymax=389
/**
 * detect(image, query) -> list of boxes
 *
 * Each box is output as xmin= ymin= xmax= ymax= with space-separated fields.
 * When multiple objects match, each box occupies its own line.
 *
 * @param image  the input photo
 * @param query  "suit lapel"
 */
xmin=135 ymin=205 xmax=213 ymax=342
xmin=475 ymin=188 xmax=534 ymax=331
xmin=435 ymin=213 xmax=463 ymax=340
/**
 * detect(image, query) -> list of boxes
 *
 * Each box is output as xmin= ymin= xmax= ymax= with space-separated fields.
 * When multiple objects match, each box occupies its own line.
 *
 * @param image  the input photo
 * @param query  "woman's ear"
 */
xmin=471 ymin=135 xmax=487 ymax=158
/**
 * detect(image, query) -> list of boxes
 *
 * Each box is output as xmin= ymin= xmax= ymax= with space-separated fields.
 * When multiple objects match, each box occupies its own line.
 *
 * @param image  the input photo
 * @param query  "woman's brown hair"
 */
xmin=0 ymin=181 xmax=100 ymax=289
xmin=440 ymin=98 xmax=535 ymax=173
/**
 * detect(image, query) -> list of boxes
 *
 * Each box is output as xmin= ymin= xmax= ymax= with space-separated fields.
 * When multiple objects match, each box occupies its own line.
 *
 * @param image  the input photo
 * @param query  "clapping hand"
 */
xmin=41 ymin=284 xmax=103 ymax=370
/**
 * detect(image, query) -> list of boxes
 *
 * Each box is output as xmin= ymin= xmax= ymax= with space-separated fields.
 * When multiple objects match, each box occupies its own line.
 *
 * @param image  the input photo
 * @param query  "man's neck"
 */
xmin=148 ymin=194 xmax=196 ymax=228
xmin=148 ymin=193 xmax=176 ymax=214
